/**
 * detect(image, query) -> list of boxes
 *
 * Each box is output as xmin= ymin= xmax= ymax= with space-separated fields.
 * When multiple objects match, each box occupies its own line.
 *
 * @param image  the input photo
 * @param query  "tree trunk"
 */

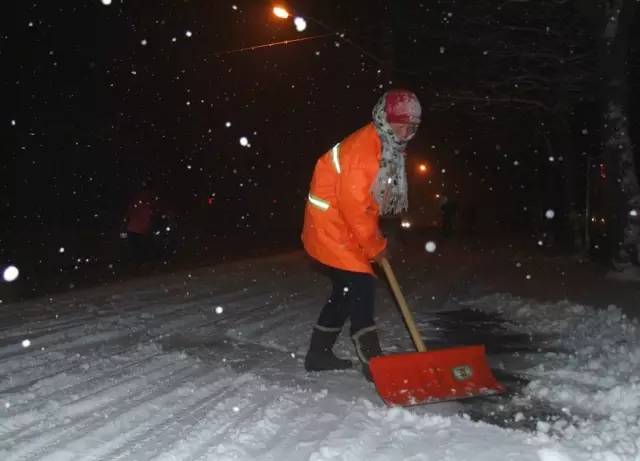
xmin=598 ymin=0 xmax=640 ymax=268
xmin=556 ymin=117 xmax=583 ymax=251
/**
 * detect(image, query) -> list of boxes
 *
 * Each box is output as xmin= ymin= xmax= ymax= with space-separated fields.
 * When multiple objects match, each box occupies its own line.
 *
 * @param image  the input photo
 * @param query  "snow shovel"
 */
xmin=369 ymin=257 xmax=505 ymax=406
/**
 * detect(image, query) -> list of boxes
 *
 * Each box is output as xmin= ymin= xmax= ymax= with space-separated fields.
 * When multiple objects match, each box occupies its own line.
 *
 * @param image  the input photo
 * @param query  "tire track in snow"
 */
xmin=37 ymin=368 xmax=242 ymax=461
xmin=2 ymin=355 xmax=203 ymax=461
xmin=1 ymin=347 xmax=170 ymax=437
xmin=102 ymin=373 xmax=254 ymax=461
xmin=187 ymin=385 xmax=357 ymax=461
xmin=0 ymin=320 xmax=139 ymax=361
xmin=166 ymin=382 xmax=290 ymax=461
xmin=0 ymin=330 xmax=154 ymax=393
xmin=2 ymin=350 xmax=91 ymax=384
xmin=0 ymin=268 xmax=275 ymax=338
xmin=194 ymin=391 xmax=318 ymax=460
xmin=0 ymin=313 xmax=101 ymax=341
xmin=2 ymin=352 xmax=192 ymax=442
xmin=1 ymin=253 xmax=342 ymax=460
xmin=0 ymin=287 xmax=282 ymax=394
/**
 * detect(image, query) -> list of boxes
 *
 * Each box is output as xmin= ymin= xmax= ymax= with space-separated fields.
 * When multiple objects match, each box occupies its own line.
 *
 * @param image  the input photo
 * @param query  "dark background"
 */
xmin=2 ymin=0 xmax=639 ymax=299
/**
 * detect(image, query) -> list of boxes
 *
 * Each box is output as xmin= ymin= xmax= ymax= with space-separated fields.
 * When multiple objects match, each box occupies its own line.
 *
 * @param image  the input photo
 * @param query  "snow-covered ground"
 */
xmin=1 ymin=252 xmax=639 ymax=461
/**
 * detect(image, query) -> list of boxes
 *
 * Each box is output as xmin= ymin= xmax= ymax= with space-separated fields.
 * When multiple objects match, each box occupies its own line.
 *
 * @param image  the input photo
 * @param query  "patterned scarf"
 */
xmin=371 ymin=95 xmax=410 ymax=216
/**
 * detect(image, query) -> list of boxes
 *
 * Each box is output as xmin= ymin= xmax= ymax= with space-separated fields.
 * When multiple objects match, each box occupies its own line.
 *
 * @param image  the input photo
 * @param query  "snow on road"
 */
xmin=1 ymin=253 xmax=639 ymax=460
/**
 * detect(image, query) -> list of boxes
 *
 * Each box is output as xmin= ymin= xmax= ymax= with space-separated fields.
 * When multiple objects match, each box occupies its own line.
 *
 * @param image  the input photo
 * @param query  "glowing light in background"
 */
xmin=273 ymin=6 xmax=290 ymax=19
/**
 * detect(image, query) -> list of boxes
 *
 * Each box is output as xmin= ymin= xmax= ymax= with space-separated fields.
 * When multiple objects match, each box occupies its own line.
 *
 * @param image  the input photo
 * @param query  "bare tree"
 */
xmin=576 ymin=0 xmax=640 ymax=270
xmin=389 ymin=0 xmax=596 ymax=247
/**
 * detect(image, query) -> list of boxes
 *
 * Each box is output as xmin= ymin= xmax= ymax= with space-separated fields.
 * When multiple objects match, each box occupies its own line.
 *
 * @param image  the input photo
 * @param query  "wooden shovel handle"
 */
xmin=379 ymin=257 xmax=428 ymax=352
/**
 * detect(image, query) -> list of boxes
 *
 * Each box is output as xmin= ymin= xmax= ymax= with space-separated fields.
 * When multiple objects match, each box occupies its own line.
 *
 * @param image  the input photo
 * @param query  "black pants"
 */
xmin=315 ymin=266 xmax=377 ymax=335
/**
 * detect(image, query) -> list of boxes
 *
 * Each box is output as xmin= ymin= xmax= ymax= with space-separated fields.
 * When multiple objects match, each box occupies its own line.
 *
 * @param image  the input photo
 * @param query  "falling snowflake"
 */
xmin=294 ymin=17 xmax=307 ymax=32
xmin=101 ymin=0 xmax=112 ymax=5
xmin=22 ymin=339 xmax=31 ymax=348
xmin=59 ymin=247 xmax=65 ymax=253
xmin=141 ymin=39 xmax=148 ymax=46
xmin=425 ymin=241 xmax=437 ymax=253
xmin=225 ymin=121 xmax=232 ymax=127
xmin=3 ymin=266 xmax=19 ymax=282
xmin=215 ymin=306 xmax=224 ymax=314
xmin=545 ymin=209 xmax=555 ymax=219
xmin=239 ymin=137 xmax=250 ymax=147
xmin=185 ymin=30 xmax=193 ymax=38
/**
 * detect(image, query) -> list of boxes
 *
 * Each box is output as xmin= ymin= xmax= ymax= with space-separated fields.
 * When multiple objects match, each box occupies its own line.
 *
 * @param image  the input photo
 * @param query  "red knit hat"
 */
xmin=384 ymin=89 xmax=421 ymax=124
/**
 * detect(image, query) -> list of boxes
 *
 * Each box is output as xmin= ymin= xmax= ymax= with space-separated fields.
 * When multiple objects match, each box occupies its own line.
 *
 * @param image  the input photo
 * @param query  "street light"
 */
xmin=272 ymin=6 xmax=290 ymax=19
xmin=271 ymin=4 xmax=383 ymax=64
xmin=273 ymin=5 xmax=311 ymax=32
xmin=417 ymin=163 xmax=430 ymax=175
xmin=274 ymin=5 xmax=342 ymax=40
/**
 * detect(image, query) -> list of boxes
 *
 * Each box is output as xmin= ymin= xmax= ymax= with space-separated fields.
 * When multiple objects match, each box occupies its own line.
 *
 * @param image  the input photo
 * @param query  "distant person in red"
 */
xmin=123 ymin=184 xmax=157 ymax=263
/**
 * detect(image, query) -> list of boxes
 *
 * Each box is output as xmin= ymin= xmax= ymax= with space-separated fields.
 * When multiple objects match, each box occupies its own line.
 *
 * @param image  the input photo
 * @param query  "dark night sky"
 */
xmin=5 ymin=2 xmax=392 ymax=236
xmin=3 ymin=0 xmax=640 ymax=270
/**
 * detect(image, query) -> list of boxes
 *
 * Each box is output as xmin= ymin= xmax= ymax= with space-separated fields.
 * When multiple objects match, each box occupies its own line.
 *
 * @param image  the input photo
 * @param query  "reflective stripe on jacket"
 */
xmin=301 ymin=123 xmax=387 ymax=274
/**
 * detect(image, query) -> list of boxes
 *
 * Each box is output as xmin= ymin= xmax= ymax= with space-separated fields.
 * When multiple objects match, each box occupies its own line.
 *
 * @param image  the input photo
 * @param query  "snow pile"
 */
xmin=465 ymin=294 xmax=640 ymax=460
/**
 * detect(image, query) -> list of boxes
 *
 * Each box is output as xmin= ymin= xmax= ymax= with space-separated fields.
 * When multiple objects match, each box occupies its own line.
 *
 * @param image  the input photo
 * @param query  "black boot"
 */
xmin=304 ymin=327 xmax=352 ymax=371
xmin=352 ymin=327 xmax=383 ymax=382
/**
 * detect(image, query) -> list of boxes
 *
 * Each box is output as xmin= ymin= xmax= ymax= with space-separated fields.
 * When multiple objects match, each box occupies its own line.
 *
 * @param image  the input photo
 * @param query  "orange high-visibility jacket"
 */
xmin=302 ymin=123 xmax=387 ymax=274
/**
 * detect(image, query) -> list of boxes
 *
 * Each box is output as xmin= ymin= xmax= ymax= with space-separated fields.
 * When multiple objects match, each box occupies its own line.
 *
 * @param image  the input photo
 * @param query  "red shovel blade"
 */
xmin=369 ymin=345 xmax=505 ymax=406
